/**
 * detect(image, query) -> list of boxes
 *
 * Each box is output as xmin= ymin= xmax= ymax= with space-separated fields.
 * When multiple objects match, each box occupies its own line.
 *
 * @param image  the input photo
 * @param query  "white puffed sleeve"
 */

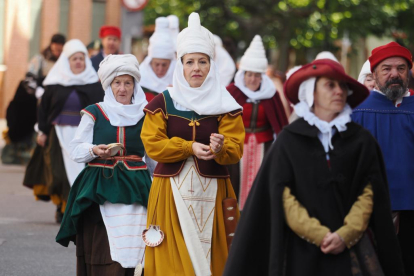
xmin=70 ymin=114 xmax=97 ymax=163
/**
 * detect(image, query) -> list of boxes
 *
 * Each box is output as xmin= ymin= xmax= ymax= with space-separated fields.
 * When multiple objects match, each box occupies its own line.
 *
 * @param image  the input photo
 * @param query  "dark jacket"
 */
xmin=90 ymin=52 xmax=104 ymax=72
xmin=223 ymin=118 xmax=404 ymax=276
xmin=38 ymin=82 xmax=104 ymax=135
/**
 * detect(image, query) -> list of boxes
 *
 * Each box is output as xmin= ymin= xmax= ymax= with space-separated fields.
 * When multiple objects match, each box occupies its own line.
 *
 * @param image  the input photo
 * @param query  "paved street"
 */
xmin=0 ymin=162 xmax=76 ymax=276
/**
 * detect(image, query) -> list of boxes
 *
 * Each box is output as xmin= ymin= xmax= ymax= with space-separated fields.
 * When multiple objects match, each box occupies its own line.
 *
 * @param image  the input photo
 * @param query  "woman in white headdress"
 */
xmin=141 ymin=12 xmax=244 ymax=276
xmin=213 ymin=34 xmax=236 ymax=86
xmin=23 ymin=39 xmax=103 ymax=223
xmin=227 ymin=35 xmax=288 ymax=209
xmin=168 ymin=14 xmax=179 ymax=52
xmin=56 ymin=54 xmax=151 ymax=275
xmin=139 ymin=17 xmax=176 ymax=102
xmin=358 ymin=60 xmax=375 ymax=91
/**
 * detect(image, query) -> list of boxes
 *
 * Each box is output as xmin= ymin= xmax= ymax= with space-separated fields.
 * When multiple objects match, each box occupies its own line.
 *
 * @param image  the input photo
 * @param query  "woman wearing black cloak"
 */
xmin=223 ymin=59 xmax=405 ymax=276
xmin=23 ymin=39 xmax=103 ymax=223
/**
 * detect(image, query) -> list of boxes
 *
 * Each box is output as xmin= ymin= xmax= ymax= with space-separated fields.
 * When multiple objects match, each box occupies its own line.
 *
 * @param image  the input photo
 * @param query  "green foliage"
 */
xmin=143 ymin=0 xmax=414 ymax=68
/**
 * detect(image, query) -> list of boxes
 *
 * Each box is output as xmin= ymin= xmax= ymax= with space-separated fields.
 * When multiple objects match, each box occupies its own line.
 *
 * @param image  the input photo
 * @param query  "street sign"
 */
xmin=122 ymin=0 xmax=149 ymax=12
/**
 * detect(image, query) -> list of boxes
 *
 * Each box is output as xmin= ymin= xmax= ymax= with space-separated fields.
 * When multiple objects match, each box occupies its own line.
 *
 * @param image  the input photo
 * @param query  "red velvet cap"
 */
xmin=99 ymin=26 xmax=121 ymax=39
xmin=283 ymin=59 xmax=369 ymax=108
xmin=369 ymin=42 xmax=412 ymax=72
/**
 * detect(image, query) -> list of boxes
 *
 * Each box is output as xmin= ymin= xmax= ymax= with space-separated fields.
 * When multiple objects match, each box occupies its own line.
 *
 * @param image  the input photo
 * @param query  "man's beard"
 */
xmin=377 ymin=78 xmax=408 ymax=101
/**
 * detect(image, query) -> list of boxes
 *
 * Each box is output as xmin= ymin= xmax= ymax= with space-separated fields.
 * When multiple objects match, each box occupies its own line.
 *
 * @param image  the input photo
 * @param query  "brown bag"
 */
xmin=222 ymin=197 xmax=238 ymax=250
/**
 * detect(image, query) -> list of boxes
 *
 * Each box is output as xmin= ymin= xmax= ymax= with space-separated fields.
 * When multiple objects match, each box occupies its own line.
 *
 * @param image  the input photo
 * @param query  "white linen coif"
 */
xmin=168 ymin=15 xmax=180 ymax=52
xmin=147 ymin=17 xmax=176 ymax=60
xmin=294 ymin=75 xmax=353 ymax=152
xmin=43 ymin=39 xmax=98 ymax=86
xmin=100 ymin=81 xmax=147 ymax=127
xmin=358 ymin=60 xmax=372 ymax=84
xmin=294 ymin=101 xmax=352 ymax=152
xmin=97 ymin=54 xmax=147 ymax=127
xmin=139 ymin=17 xmax=176 ymax=93
xmin=168 ymin=58 xmax=241 ymax=115
xmin=213 ymin=34 xmax=236 ymax=86
xmin=315 ymin=51 xmax=339 ymax=62
xmin=298 ymin=78 xmax=317 ymax=108
xmin=176 ymin=13 xmax=215 ymax=60
xmin=139 ymin=56 xmax=176 ymax=93
xmin=234 ymin=70 xmax=276 ymax=101
xmin=239 ymin=35 xmax=268 ymax=73
xmin=98 ymin=54 xmax=141 ymax=90
xmin=168 ymin=12 xmax=241 ymax=115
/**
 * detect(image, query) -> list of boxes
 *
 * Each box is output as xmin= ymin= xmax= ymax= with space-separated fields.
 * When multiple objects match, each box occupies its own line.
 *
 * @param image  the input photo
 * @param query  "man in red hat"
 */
xmin=352 ymin=41 xmax=414 ymax=275
xmin=91 ymin=26 xmax=121 ymax=71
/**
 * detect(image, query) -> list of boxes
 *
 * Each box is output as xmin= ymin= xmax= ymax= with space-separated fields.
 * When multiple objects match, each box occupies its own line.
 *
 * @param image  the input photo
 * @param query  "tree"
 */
xmin=143 ymin=0 xmax=414 ymax=71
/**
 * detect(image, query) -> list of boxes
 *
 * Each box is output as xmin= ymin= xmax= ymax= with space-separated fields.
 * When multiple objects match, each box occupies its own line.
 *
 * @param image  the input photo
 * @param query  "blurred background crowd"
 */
xmin=1 ymin=0 xmax=414 ymax=163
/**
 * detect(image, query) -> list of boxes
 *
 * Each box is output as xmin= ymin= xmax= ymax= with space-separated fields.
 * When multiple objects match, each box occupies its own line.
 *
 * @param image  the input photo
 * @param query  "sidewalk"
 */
xmin=0 ymin=161 xmax=76 ymax=276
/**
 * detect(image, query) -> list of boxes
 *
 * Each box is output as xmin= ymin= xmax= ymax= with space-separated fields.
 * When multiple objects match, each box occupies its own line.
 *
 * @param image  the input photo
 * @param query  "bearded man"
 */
xmin=352 ymin=42 xmax=414 ymax=276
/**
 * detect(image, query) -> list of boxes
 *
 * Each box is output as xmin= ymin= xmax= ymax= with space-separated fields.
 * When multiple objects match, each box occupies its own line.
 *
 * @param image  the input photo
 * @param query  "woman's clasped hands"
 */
xmin=192 ymin=133 xmax=224 ymax=160
xmin=320 ymin=232 xmax=346 ymax=255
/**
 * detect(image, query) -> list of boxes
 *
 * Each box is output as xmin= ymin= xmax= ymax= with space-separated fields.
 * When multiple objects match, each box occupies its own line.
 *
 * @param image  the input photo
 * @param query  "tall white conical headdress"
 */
xmin=148 ymin=17 xmax=175 ymax=60
xmin=176 ymin=12 xmax=215 ymax=59
xmin=213 ymin=34 xmax=236 ymax=86
xmin=239 ymin=35 xmax=268 ymax=73
xmin=167 ymin=15 xmax=179 ymax=52
xmin=167 ymin=12 xmax=241 ymax=116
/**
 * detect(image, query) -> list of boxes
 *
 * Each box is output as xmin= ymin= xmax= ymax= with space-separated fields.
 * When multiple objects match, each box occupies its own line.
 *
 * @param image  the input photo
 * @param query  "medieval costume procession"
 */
xmin=3 ymin=1 xmax=414 ymax=275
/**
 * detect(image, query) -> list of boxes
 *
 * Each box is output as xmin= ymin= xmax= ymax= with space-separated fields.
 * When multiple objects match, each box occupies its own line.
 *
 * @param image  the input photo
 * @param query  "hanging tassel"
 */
xmin=134 ymin=263 xmax=143 ymax=276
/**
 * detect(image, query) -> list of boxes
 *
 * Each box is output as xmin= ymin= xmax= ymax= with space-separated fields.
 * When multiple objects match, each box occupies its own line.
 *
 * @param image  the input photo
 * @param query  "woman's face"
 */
xmin=314 ymin=77 xmax=347 ymax=120
xmin=244 ymin=71 xmax=262 ymax=91
xmin=110 ymin=75 xmax=134 ymax=105
xmin=150 ymin=58 xmax=171 ymax=78
xmin=363 ymin=74 xmax=375 ymax=91
xmin=182 ymin=53 xmax=210 ymax=88
xmin=69 ymin=52 xmax=86 ymax=74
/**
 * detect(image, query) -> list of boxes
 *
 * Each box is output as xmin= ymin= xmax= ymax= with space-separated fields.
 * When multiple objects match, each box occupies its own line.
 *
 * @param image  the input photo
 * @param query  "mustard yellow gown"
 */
xmin=141 ymin=111 xmax=245 ymax=276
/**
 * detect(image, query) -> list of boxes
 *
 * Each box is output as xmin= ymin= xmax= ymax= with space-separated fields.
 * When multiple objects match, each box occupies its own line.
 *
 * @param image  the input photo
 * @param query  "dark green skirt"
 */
xmin=56 ymin=162 xmax=151 ymax=247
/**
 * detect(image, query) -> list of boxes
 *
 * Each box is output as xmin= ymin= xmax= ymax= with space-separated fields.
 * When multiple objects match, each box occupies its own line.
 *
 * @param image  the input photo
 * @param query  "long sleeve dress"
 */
xmin=23 ymin=83 xmax=103 ymax=213
xmin=56 ymin=103 xmax=152 ymax=275
xmin=141 ymin=91 xmax=245 ymax=276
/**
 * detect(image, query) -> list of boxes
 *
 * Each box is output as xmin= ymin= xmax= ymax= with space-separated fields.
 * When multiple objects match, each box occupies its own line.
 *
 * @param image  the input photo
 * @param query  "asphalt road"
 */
xmin=0 ymin=163 xmax=76 ymax=276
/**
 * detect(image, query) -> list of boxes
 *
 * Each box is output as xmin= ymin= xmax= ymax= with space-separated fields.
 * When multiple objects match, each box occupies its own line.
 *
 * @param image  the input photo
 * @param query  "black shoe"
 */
xmin=55 ymin=205 xmax=63 ymax=224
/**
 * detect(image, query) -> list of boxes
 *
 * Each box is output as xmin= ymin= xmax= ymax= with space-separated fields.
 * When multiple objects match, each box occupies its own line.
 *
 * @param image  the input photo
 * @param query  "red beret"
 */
xmin=283 ymin=59 xmax=369 ymax=108
xmin=99 ymin=26 xmax=121 ymax=39
xmin=369 ymin=42 xmax=412 ymax=72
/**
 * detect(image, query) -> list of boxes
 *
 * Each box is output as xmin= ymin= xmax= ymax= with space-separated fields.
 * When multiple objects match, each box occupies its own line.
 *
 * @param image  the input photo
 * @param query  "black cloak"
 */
xmin=223 ymin=118 xmax=404 ymax=276
xmin=38 ymin=82 xmax=104 ymax=135
xmin=23 ymin=82 xmax=104 ymax=199
xmin=6 ymin=81 xmax=37 ymax=142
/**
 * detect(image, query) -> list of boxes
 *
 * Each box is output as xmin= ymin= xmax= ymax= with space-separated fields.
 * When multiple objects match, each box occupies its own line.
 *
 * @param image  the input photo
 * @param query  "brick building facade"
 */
xmin=0 ymin=0 xmax=125 ymax=118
